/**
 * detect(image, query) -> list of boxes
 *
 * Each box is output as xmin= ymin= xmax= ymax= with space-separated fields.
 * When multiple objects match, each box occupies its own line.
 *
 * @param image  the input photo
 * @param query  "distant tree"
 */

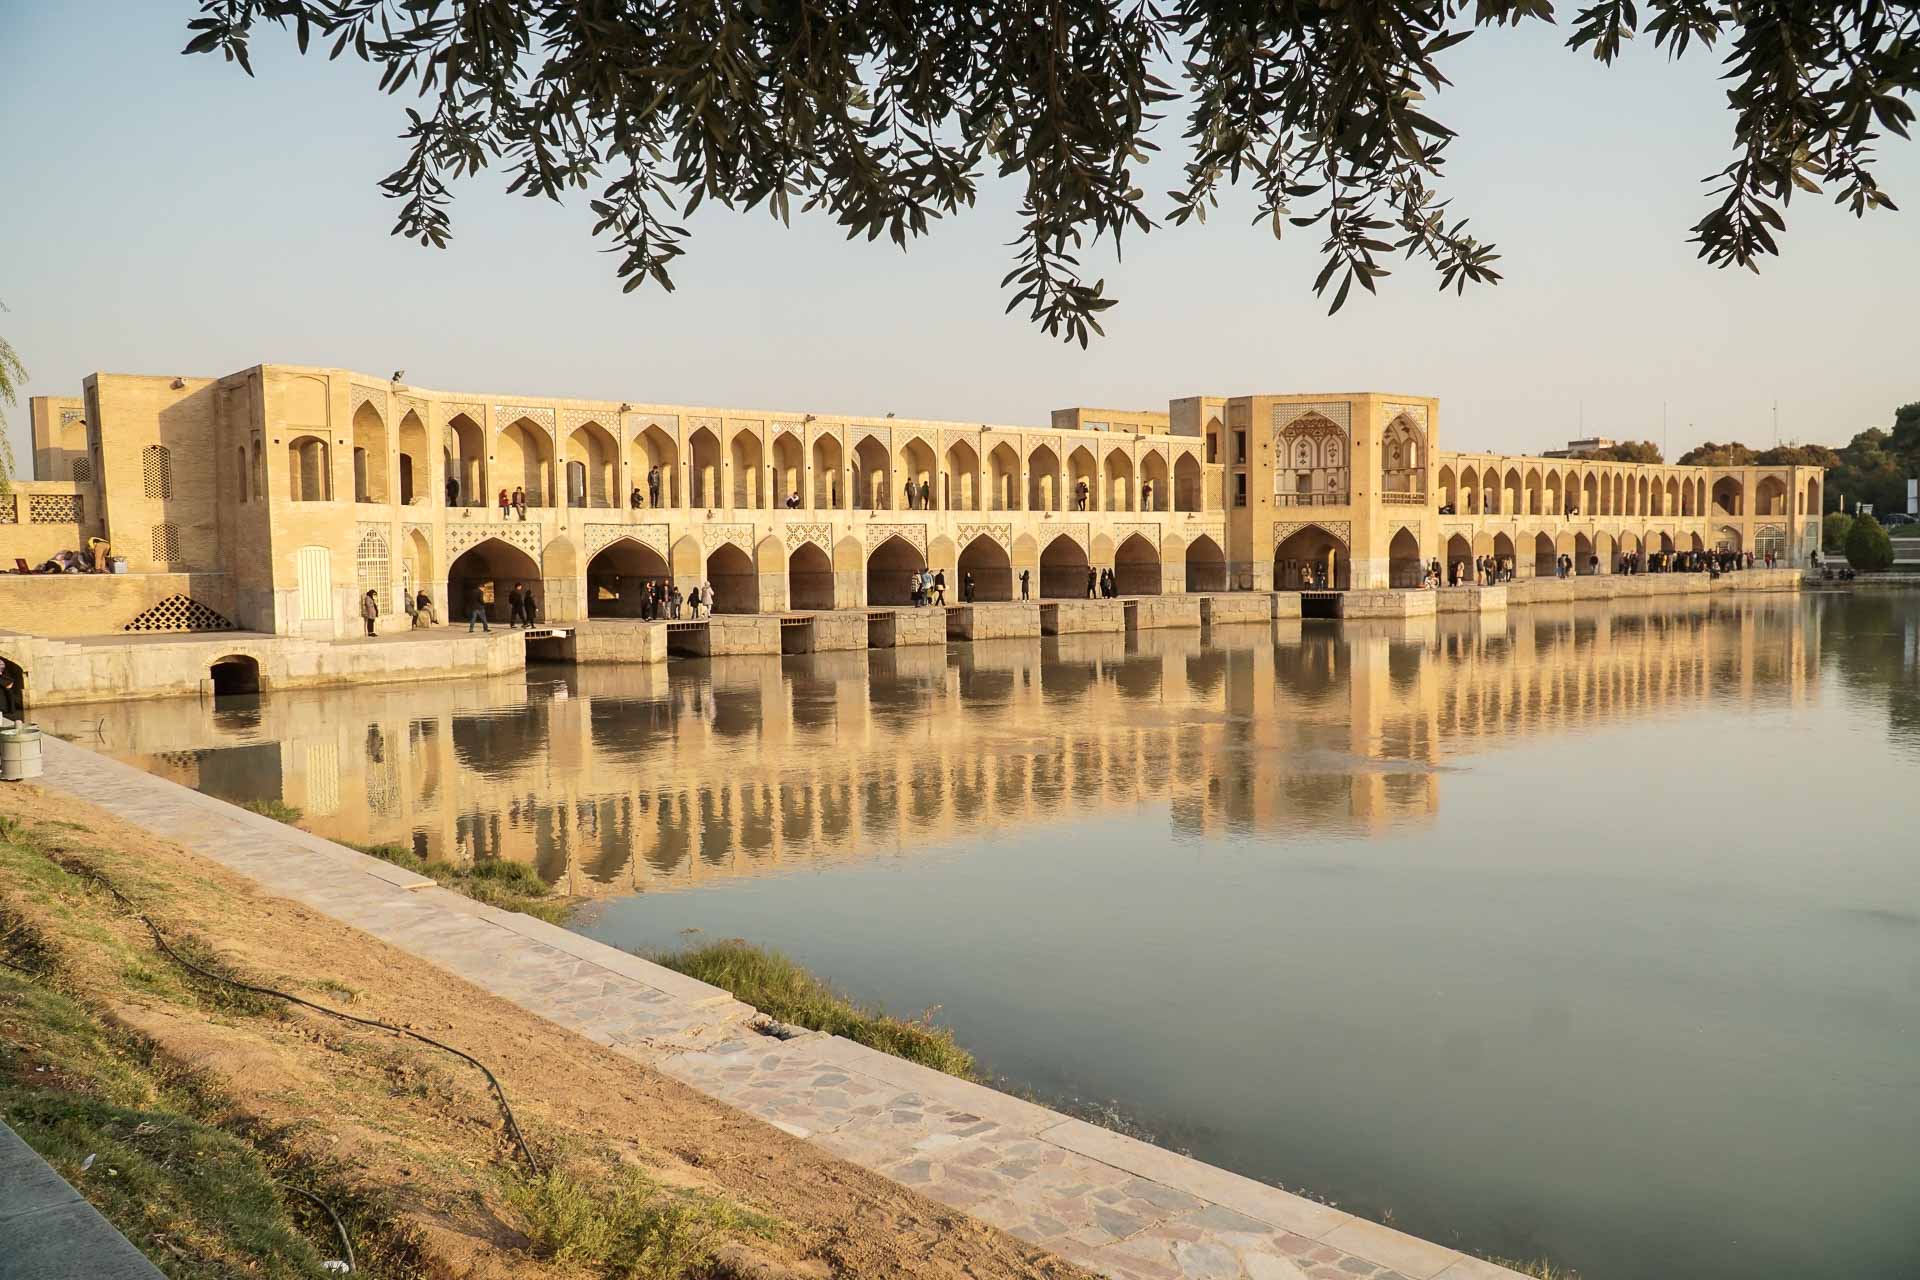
xmin=174 ymin=0 xmax=1920 ymax=342
xmin=1577 ymin=440 xmax=1662 ymax=463
xmin=1678 ymin=442 xmax=1757 ymax=467
xmin=1828 ymin=426 xmax=1909 ymax=515
xmin=1845 ymin=514 xmax=1894 ymax=572
xmin=0 ymin=310 xmax=23 ymax=496
xmin=1753 ymin=443 xmax=1841 ymax=468
xmin=1823 ymin=511 xmax=1854 ymax=551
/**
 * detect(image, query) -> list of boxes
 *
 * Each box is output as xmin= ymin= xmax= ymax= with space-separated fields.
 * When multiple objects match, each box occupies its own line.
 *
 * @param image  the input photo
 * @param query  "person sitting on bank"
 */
xmin=415 ymin=588 xmax=437 ymax=627
xmin=630 ymin=485 xmax=644 ymax=509
xmin=497 ymin=488 xmax=511 ymax=517
xmin=360 ymin=589 xmax=379 ymax=637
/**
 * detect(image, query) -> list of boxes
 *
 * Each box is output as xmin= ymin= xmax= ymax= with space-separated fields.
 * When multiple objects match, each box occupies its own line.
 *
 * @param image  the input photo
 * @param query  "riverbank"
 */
xmin=0 ymin=780 xmax=1092 ymax=1280
xmin=23 ymin=730 xmax=1534 ymax=1280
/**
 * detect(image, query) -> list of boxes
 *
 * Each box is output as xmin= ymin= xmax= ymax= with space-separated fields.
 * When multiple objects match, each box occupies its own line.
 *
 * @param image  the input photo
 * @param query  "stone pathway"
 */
xmin=34 ymin=736 xmax=1521 ymax=1280
xmin=0 ymin=1121 xmax=166 ymax=1280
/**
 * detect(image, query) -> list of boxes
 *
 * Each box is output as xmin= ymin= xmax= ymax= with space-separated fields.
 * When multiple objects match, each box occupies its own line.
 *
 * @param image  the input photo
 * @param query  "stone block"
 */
xmin=1129 ymin=595 xmax=1200 ymax=630
xmin=1201 ymin=593 xmax=1273 ymax=625
xmin=1341 ymin=588 xmax=1436 ymax=618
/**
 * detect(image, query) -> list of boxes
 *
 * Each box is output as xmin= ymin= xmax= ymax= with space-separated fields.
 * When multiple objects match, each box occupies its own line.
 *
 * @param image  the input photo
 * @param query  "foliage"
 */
xmin=176 ymin=0 xmax=1917 ymax=341
xmin=1677 ymin=441 xmax=1757 ymax=466
xmin=240 ymin=798 xmax=304 ymax=824
xmin=1575 ymin=440 xmax=1661 ymax=463
xmin=348 ymin=842 xmax=570 ymax=923
xmin=508 ymin=1165 xmax=773 ymax=1280
xmin=1823 ymin=511 xmax=1854 ymax=551
xmin=1844 ymin=513 xmax=1895 ymax=572
xmin=656 ymin=940 xmax=976 ymax=1078
xmin=0 ymin=306 xmax=24 ymax=496
xmin=1825 ymin=426 xmax=1911 ymax=515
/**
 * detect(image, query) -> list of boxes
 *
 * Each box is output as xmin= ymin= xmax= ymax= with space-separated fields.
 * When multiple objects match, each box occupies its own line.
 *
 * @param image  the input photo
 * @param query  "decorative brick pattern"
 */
xmin=494 ymin=404 xmax=556 ymax=436
xmin=1110 ymin=522 xmax=1161 ymax=549
xmin=446 ymin=522 xmax=543 ymax=562
xmin=29 ymin=493 xmax=84 ymax=524
xmin=954 ymin=523 xmax=1012 ymax=551
xmin=150 ymin=522 xmax=181 ymax=562
xmin=783 ymin=522 xmax=834 ymax=552
xmin=442 ymin=402 xmax=486 ymax=427
xmin=0 ymin=495 xmax=16 ymax=525
xmin=586 ymin=523 xmax=670 ymax=557
xmin=559 ymin=409 xmax=615 ymax=438
xmin=864 ymin=523 xmax=927 ymax=554
xmin=701 ymin=522 xmax=757 ymax=551
xmin=71 ymin=458 xmax=93 ymax=484
xmin=142 ymin=445 xmax=173 ymax=500
xmin=1046 ymin=523 xmax=1090 ymax=554
xmin=123 ymin=593 xmax=235 ymax=633
xmin=349 ymin=384 xmax=385 ymax=417
xmin=1274 ymin=520 xmax=1351 ymax=549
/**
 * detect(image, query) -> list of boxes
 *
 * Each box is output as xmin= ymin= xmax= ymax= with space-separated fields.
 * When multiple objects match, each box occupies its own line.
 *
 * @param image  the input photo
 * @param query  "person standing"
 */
xmin=933 ymin=569 xmax=946 ymax=606
xmin=466 ymin=584 xmax=490 ymax=632
xmin=446 ymin=474 xmax=460 ymax=506
xmin=1086 ymin=567 xmax=1097 ymax=599
xmin=701 ymin=577 xmax=714 ymax=617
xmin=505 ymin=583 xmax=522 ymax=628
xmin=962 ymin=571 xmax=975 ymax=604
xmin=360 ymin=589 xmax=379 ymax=637
xmin=669 ymin=583 xmax=683 ymax=619
xmin=919 ymin=479 xmax=931 ymax=511
xmin=1020 ymin=569 xmax=1031 ymax=600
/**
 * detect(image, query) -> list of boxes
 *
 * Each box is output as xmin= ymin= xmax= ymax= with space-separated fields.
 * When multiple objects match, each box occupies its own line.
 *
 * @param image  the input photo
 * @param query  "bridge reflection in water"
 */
xmin=44 ymin=594 xmax=1818 ymax=896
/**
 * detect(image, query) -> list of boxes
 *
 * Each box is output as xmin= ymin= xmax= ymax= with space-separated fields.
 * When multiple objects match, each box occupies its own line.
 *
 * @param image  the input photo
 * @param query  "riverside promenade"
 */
xmin=35 ymin=734 xmax=1522 ymax=1280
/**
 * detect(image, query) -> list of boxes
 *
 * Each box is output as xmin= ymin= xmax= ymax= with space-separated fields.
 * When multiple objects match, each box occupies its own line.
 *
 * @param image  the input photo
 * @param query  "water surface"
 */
xmin=48 ymin=592 xmax=1920 ymax=1280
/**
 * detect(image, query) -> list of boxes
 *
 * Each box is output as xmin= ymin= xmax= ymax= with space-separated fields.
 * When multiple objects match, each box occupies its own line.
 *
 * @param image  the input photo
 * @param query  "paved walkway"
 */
xmin=0 ymin=1121 xmax=165 ymax=1280
xmin=34 ymin=736 xmax=1520 ymax=1280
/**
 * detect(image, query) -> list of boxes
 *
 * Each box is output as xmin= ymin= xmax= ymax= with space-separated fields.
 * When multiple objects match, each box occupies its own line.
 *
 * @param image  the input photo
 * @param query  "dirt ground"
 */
xmin=0 ymin=782 xmax=1091 ymax=1280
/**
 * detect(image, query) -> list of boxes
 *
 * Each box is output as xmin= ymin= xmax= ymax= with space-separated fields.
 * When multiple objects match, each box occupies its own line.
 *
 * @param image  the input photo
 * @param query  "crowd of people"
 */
xmin=1437 ymin=546 xmax=1774 ymax=588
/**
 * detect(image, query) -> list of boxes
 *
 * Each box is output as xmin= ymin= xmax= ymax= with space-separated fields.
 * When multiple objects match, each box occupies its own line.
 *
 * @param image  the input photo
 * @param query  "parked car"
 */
xmin=1880 ymin=512 xmax=1917 ymax=526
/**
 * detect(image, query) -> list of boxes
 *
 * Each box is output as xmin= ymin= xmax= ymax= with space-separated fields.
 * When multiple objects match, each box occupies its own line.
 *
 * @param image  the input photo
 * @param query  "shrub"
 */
xmin=1822 ymin=511 xmax=1853 ymax=551
xmin=1845 ymin=514 xmax=1895 ymax=573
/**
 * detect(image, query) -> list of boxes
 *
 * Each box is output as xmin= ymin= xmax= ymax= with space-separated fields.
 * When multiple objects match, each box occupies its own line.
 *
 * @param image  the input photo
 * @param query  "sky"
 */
xmin=2 ymin=2 xmax=1915 ymax=462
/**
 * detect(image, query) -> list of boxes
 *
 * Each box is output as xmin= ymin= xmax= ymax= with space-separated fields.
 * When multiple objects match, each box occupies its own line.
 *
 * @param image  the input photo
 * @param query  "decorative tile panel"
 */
xmin=442 ymin=401 xmax=486 ymax=427
xmin=1273 ymin=520 xmax=1351 ymax=549
xmin=702 ymin=522 xmax=757 ymax=551
xmin=349 ymin=385 xmax=385 ymax=417
xmin=784 ymin=523 xmax=834 ymax=552
xmin=1110 ymin=522 xmax=1161 ymax=549
xmin=864 ymin=524 xmax=927 ymax=554
xmin=494 ymin=405 xmax=556 ymax=435
xmin=29 ymin=493 xmax=84 ymax=524
xmin=559 ymin=408 xmax=615 ymax=437
xmin=1046 ymin=523 xmax=1090 ymax=553
xmin=446 ymin=521 xmax=544 ymax=562
xmin=586 ymin=523 xmax=670 ymax=557
xmin=954 ymin=523 xmax=1012 ymax=551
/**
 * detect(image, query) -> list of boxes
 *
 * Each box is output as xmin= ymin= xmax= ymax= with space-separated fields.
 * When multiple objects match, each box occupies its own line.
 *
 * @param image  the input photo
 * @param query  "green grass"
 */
xmin=345 ymin=843 xmax=571 ymax=925
xmin=1478 ymin=1255 xmax=1582 ymax=1279
xmin=507 ymin=1165 xmax=775 ymax=1279
xmin=653 ymin=940 xmax=976 ymax=1079
xmin=240 ymin=799 xmax=304 ymax=824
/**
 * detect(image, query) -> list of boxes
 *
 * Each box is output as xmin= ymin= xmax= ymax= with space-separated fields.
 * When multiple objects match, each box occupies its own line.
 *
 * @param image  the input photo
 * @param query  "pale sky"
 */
xmin=3 ymin=3 xmax=1915 ymax=460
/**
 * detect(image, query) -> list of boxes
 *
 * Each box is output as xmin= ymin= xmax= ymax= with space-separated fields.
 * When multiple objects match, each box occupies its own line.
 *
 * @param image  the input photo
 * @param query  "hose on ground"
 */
xmin=281 ymin=1183 xmax=356 ymax=1274
xmin=45 ymin=855 xmax=541 ymax=1177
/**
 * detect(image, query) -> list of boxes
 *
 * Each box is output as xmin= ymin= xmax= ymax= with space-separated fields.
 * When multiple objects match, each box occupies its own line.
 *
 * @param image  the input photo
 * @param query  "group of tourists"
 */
xmin=1088 ymin=567 xmax=1124 ymax=598
xmin=628 ymin=578 xmax=714 ymax=620
xmin=906 ymin=569 xmax=947 ymax=606
xmin=1432 ymin=546 xmax=1771 ymax=587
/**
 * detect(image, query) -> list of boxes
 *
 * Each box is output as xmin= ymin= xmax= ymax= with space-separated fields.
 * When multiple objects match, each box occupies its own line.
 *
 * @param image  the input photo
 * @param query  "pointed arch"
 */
xmin=633 ymin=424 xmax=680 ymax=508
xmin=566 ymin=419 xmax=618 ymax=507
xmin=444 ymin=412 xmax=484 ymax=506
xmin=865 ymin=534 xmax=926 ymax=605
xmin=789 ymin=541 xmax=835 ymax=610
xmin=288 ymin=434 xmax=330 ymax=502
xmin=1174 ymin=452 xmax=1202 ymax=512
xmin=1113 ymin=533 xmax=1161 ymax=595
xmin=352 ymin=400 xmax=389 ymax=503
xmin=987 ymin=441 xmax=1020 ymax=511
xmin=588 ymin=537 xmax=670 ymax=616
xmin=1381 ymin=412 xmax=1425 ymax=498
xmin=957 ymin=534 xmax=1012 ymax=601
xmin=945 ymin=437 xmax=981 ymax=512
xmin=687 ymin=425 xmax=721 ymax=508
xmin=498 ymin=416 xmax=555 ymax=507
xmin=449 ymin=537 xmax=541 ymax=624
xmin=729 ymin=426 xmax=765 ymax=509
xmin=397 ymin=409 xmax=429 ymax=506
xmin=1028 ymin=443 xmax=1062 ymax=512
xmin=810 ymin=433 xmax=844 ymax=508
xmin=1102 ymin=447 xmax=1136 ymax=512
xmin=1141 ymin=450 xmax=1170 ymax=512
xmin=704 ymin=543 xmax=757 ymax=613
xmin=852 ymin=434 xmax=891 ymax=510
xmin=1503 ymin=467 xmax=1522 ymax=516
xmin=1039 ymin=533 xmax=1090 ymax=598
xmin=1388 ymin=527 xmax=1423 ymax=588
xmin=1274 ymin=523 xmax=1349 ymax=590
xmin=1067 ymin=445 xmax=1098 ymax=512
xmin=1534 ymin=531 xmax=1556 ymax=578
xmin=1184 ymin=533 xmax=1226 ymax=592
xmin=1459 ymin=465 xmax=1480 ymax=514
xmin=1524 ymin=468 xmax=1543 ymax=515
xmin=900 ymin=436 xmax=936 ymax=509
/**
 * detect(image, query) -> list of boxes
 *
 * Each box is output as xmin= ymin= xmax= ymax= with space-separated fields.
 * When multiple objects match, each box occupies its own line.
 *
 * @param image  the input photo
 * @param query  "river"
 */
xmin=43 ymin=590 xmax=1920 ymax=1279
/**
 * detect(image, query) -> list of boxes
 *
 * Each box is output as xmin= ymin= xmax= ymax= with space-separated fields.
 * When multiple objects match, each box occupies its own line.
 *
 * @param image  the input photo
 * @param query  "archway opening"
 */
xmin=1142 ymin=451 xmax=1170 ymax=512
xmin=689 ymin=428 xmax=721 ymax=507
xmin=706 ymin=544 xmax=758 ymax=613
xmin=865 ymin=535 xmax=926 ymax=606
xmin=209 ymin=655 xmax=260 ymax=697
xmin=448 ymin=540 xmax=542 ymax=625
xmin=853 ymin=436 xmax=891 ymax=510
xmin=352 ymin=402 xmax=389 ymax=503
xmin=1028 ymin=444 xmax=1061 ymax=512
xmin=1174 ymin=454 xmax=1202 ymax=512
xmin=567 ymin=420 xmax=618 ymax=507
xmin=1446 ymin=533 xmax=1472 ymax=583
xmin=1039 ymin=535 xmax=1090 ymax=599
xmin=588 ymin=540 xmax=670 ymax=618
xmin=1387 ymin=528 xmax=1422 ymax=588
xmin=1274 ymin=526 xmax=1349 ymax=591
xmin=1114 ymin=534 xmax=1161 ymax=596
xmin=1712 ymin=477 xmax=1743 ymax=517
xmin=1185 ymin=535 xmax=1226 ymax=593
xmin=811 ymin=434 xmax=844 ymax=508
xmin=1535 ymin=532 xmax=1557 ymax=578
xmin=957 ymin=536 xmax=1012 ymax=602
xmin=772 ymin=432 xmax=804 ymax=508
xmin=444 ymin=413 xmax=484 ymax=506
xmin=288 ymin=435 xmax=330 ymax=502
xmin=789 ymin=542 xmax=835 ymax=610
xmin=987 ymin=443 xmax=1020 ymax=511
xmin=1575 ymin=532 xmax=1596 ymax=574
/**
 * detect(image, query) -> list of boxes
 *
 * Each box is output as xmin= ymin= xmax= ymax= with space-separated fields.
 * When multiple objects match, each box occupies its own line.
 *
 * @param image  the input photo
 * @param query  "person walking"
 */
xmin=919 ymin=479 xmax=931 ymax=511
xmin=669 ymin=584 xmax=683 ymax=619
xmin=1075 ymin=480 xmax=1089 ymax=511
xmin=466 ymin=584 xmax=490 ymax=632
xmin=700 ymin=577 xmax=714 ymax=616
xmin=360 ymin=589 xmax=379 ymax=637
xmin=415 ymin=588 xmax=437 ymax=627
xmin=933 ymin=569 xmax=946 ymax=606
xmin=1020 ymin=569 xmax=1031 ymax=600
xmin=904 ymin=479 xmax=916 ymax=510
xmin=505 ymin=583 xmax=523 ymax=628
xmin=512 ymin=486 xmax=528 ymax=521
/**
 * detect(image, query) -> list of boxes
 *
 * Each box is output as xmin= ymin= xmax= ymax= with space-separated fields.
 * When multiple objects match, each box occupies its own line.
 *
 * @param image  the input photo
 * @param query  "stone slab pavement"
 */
xmin=32 ymin=735 xmax=1523 ymax=1280
xmin=0 ymin=1120 xmax=166 ymax=1280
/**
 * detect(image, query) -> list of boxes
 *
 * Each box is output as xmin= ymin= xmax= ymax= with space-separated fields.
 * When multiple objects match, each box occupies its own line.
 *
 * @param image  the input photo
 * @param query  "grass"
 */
xmin=654 ymin=940 xmax=976 ymax=1079
xmin=1481 ymin=1258 xmax=1582 ymax=1279
xmin=346 ymin=842 xmax=571 ymax=925
xmin=240 ymin=799 xmax=303 ymax=824
xmin=508 ymin=1164 xmax=775 ymax=1279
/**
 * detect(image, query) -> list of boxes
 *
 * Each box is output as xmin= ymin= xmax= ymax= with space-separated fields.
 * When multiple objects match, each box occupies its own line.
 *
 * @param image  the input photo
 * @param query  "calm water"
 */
xmin=47 ymin=592 xmax=1920 ymax=1279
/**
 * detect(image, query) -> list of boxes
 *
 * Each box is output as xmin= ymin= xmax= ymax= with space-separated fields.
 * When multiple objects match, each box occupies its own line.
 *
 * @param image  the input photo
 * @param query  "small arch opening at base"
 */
xmin=210 ymin=655 xmax=261 ymax=697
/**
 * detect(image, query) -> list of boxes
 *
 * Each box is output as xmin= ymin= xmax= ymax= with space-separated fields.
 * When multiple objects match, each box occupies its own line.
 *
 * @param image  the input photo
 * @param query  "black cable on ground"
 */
xmin=281 ymin=1184 xmax=357 ymax=1274
xmin=46 ymin=856 xmax=541 ymax=1177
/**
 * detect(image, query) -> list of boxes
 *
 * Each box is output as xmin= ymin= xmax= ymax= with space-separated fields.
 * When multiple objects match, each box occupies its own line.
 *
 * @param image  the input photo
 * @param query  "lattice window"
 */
xmin=0 ymin=495 xmax=17 ymax=525
xmin=71 ymin=457 xmax=93 ymax=484
xmin=143 ymin=446 xmax=174 ymax=499
xmin=357 ymin=530 xmax=391 ymax=611
xmin=29 ymin=494 xmax=84 ymax=524
xmin=152 ymin=522 xmax=181 ymax=563
xmin=123 ymin=594 xmax=236 ymax=633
